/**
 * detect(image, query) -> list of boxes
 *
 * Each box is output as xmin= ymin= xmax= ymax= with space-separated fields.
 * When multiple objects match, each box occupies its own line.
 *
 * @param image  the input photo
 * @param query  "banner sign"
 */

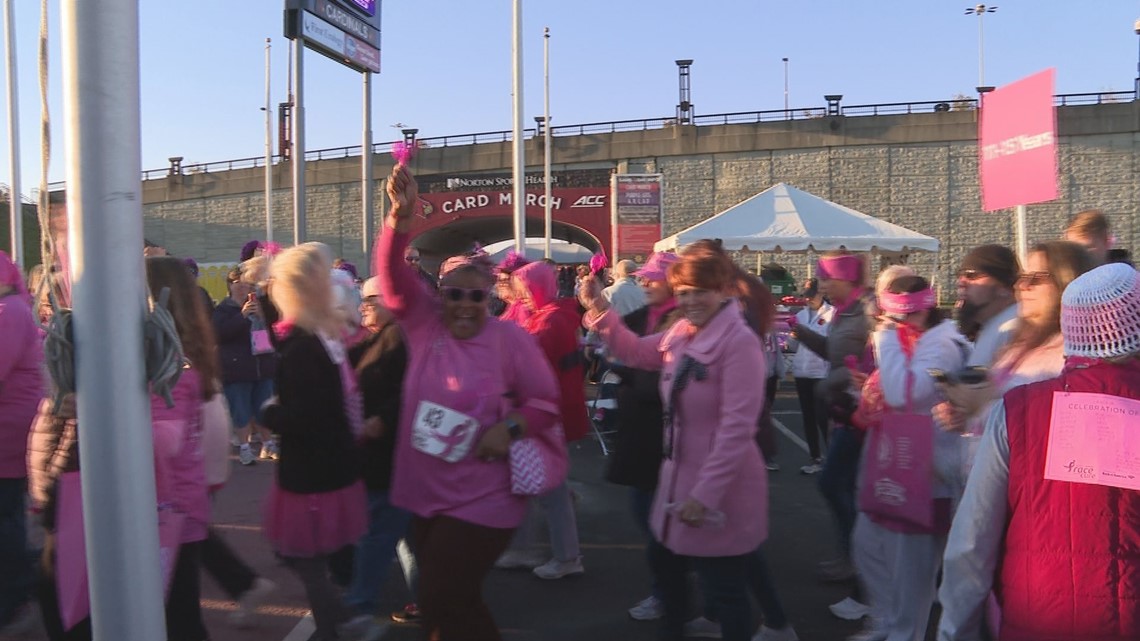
xmin=416 ymin=187 xmax=609 ymax=220
xmin=612 ymin=174 xmax=664 ymax=261
xmin=300 ymin=11 xmax=381 ymax=73
xmin=979 ymin=69 xmax=1058 ymax=211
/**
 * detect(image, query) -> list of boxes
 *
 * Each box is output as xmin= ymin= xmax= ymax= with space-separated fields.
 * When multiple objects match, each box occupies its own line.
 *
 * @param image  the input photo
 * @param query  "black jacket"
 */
xmin=212 ymin=298 xmax=277 ymax=384
xmin=605 ymin=305 xmax=684 ymax=492
xmin=348 ymin=322 xmax=407 ymax=492
xmin=262 ymin=329 xmax=359 ymax=494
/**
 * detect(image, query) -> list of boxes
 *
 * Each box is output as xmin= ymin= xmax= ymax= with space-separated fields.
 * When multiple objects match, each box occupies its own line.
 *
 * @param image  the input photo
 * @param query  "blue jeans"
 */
xmin=222 ymin=379 xmax=275 ymax=428
xmin=345 ymin=490 xmax=416 ymax=616
xmin=652 ymin=541 xmax=758 ymax=641
xmin=698 ymin=546 xmax=789 ymax=633
xmin=630 ymin=488 xmax=661 ymax=601
xmin=818 ymin=426 xmax=863 ymax=558
xmin=0 ymin=478 xmax=32 ymax=627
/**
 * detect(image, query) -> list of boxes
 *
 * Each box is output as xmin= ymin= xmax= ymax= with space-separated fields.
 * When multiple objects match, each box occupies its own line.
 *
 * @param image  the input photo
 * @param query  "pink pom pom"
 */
xmin=391 ymin=141 xmax=417 ymax=165
xmin=262 ymin=241 xmax=282 ymax=257
xmin=589 ymin=251 xmax=609 ymax=276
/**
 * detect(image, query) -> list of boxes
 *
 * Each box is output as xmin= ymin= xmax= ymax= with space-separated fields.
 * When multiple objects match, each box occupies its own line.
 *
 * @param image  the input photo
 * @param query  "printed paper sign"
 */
xmin=411 ymin=401 xmax=480 ymax=463
xmin=1044 ymin=392 xmax=1140 ymax=491
xmin=979 ymin=69 xmax=1059 ymax=211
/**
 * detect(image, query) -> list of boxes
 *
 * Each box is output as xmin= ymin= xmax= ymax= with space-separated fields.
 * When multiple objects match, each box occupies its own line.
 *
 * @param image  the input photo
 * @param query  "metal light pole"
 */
xmin=511 ymin=0 xmax=526 ymax=253
xmin=965 ymin=4 xmax=998 ymax=88
xmin=263 ymin=38 xmax=273 ymax=243
xmin=60 ymin=1 xmax=166 ymax=639
xmin=543 ymin=26 xmax=552 ymax=260
xmin=1134 ymin=18 xmax=1140 ymax=99
xmin=782 ymin=57 xmax=789 ymax=119
xmin=362 ymin=70 xmax=374 ymax=271
xmin=4 ymin=0 xmax=22 ymax=267
xmin=291 ymin=38 xmax=306 ymax=245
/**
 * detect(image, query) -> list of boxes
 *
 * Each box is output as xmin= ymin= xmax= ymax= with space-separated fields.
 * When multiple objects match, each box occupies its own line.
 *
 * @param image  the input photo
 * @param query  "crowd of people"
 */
xmin=1 ymin=162 xmax=1138 ymax=641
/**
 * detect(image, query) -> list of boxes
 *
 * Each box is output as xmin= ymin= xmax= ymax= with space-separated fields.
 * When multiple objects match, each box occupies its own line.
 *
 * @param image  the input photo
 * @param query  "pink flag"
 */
xmin=979 ymin=69 xmax=1059 ymax=211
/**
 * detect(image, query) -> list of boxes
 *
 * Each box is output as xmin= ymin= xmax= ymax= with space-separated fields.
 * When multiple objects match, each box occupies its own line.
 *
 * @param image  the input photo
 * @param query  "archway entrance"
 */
xmin=411 ymin=216 xmax=603 ymax=263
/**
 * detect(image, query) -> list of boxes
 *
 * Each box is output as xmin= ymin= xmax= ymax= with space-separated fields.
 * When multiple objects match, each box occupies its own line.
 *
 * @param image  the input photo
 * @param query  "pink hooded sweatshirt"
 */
xmin=375 ymin=227 xmax=560 ymax=529
xmin=0 ymin=252 xmax=44 ymax=479
xmin=151 ymin=368 xmax=210 ymax=543
xmin=586 ymin=302 xmax=769 ymax=556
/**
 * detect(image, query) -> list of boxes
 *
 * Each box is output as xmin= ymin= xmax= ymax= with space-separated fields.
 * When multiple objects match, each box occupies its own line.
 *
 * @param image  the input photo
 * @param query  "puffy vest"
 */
xmin=999 ymin=359 xmax=1140 ymax=641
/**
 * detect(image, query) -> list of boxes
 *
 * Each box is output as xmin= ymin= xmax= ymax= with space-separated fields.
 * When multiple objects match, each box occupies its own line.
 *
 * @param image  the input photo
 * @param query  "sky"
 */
xmin=2 ymin=0 xmax=1139 ymax=191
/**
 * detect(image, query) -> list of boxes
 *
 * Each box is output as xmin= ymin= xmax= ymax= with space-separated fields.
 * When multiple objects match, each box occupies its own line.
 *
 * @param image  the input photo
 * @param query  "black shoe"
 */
xmin=390 ymin=603 xmax=421 ymax=624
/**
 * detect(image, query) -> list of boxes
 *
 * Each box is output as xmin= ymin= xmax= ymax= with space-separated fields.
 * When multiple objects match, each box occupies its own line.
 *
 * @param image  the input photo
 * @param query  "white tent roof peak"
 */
xmin=654 ymin=183 xmax=940 ymax=253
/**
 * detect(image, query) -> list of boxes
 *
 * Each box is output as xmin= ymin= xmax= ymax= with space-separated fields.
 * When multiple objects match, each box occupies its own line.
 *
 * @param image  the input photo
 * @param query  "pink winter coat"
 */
xmin=0 ymin=292 xmax=44 ymax=479
xmin=151 ymin=368 xmax=210 ymax=543
xmin=587 ymin=301 xmax=768 ymax=556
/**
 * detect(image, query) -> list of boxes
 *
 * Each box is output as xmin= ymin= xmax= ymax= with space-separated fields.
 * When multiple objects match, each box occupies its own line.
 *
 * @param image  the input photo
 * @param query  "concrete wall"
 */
xmin=142 ymin=101 xmax=1140 ymax=294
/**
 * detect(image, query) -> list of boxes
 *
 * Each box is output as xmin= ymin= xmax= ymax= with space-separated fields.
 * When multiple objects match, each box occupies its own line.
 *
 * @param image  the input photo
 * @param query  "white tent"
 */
xmin=654 ymin=183 xmax=939 ymax=253
xmin=486 ymin=239 xmax=596 ymax=264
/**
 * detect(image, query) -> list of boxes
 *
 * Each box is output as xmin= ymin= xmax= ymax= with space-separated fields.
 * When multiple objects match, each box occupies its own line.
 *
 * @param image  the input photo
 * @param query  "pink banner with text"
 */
xmin=979 ymin=69 xmax=1059 ymax=212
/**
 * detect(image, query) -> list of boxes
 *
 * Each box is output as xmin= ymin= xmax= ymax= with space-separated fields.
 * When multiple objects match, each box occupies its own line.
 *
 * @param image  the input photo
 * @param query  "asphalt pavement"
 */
xmin=10 ymin=383 xmax=871 ymax=641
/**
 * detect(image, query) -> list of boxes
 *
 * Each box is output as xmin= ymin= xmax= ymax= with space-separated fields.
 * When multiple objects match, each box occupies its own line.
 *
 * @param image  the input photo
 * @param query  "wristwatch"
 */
xmin=505 ymin=418 xmax=523 ymax=441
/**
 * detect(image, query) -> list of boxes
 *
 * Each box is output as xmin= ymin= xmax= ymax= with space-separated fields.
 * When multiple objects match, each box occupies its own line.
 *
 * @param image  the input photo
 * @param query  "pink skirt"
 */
xmin=262 ymin=480 xmax=368 ymax=558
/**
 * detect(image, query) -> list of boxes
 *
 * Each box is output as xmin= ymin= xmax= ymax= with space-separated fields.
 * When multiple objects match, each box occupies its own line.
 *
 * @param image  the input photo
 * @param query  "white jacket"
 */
xmin=791 ymin=304 xmax=834 ymax=379
xmin=873 ymin=319 xmax=969 ymax=499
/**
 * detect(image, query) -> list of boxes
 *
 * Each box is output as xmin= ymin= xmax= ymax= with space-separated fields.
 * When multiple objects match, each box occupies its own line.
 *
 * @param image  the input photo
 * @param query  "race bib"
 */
xmin=411 ymin=401 xmax=481 ymax=463
xmin=250 ymin=328 xmax=274 ymax=355
xmin=1044 ymin=392 xmax=1140 ymax=491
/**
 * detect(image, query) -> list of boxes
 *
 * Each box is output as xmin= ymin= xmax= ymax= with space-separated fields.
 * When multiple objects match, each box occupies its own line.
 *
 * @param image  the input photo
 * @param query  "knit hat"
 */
xmin=240 ymin=240 xmax=261 ymax=262
xmin=960 ymin=245 xmax=1019 ymax=289
xmin=182 ymin=257 xmax=199 ymax=278
xmin=633 ymin=251 xmax=679 ymax=283
xmin=1061 ymin=263 xmax=1140 ymax=359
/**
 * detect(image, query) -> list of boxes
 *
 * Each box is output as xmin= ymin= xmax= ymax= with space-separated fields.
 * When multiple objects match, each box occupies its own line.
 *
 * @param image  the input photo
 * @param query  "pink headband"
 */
xmin=440 ymin=254 xmax=493 ymax=279
xmin=879 ymin=288 xmax=936 ymax=315
xmin=816 ymin=255 xmax=862 ymax=283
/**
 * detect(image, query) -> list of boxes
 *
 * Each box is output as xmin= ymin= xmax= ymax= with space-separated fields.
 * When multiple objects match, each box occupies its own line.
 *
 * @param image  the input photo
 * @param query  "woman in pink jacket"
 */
xmin=145 ymin=257 xmax=218 ymax=641
xmin=377 ymin=166 xmax=561 ymax=641
xmin=580 ymin=242 xmax=796 ymax=641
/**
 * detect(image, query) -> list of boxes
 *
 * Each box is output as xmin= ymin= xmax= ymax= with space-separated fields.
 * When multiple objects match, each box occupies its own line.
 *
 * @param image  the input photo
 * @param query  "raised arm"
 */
xmin=580 ymin=277 xmax=665 ymax=371
xmin=374 ymin=165 xmax=433 ymax=323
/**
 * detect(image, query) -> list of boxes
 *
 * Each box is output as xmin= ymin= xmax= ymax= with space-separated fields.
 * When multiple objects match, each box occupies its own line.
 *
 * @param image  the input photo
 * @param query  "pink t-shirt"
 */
xmin=376 ymin=227 xmax=560 ymax=529
xmin=0 ymin=294 xmax=44 ymax=478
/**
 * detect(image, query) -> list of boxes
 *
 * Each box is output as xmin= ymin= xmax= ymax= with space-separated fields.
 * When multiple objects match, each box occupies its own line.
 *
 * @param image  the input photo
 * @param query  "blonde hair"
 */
xmin=875 ymin=264 xmax=916 ymax=299
xmin=269 ymin=243 xmax=340 ymax=335
xmin=240 ymin=255 xmax=271 ymax=286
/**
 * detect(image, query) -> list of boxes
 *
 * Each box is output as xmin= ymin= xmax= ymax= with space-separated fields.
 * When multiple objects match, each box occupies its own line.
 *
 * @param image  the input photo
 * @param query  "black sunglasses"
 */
xmin=441 ymin=286 xmax=488 ymax=303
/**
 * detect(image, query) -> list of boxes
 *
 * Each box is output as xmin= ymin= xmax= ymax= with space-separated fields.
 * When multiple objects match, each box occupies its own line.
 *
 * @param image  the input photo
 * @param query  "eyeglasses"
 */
xmin=1015 ymin=271 xmax=1053 ymax=288
xmin=405 ymin=255 xmax=421 ymax=264
xmin=441 ymin=286 xmax=488 ymax=303
xmin=957 ymin=269 xmax=988 ymax=282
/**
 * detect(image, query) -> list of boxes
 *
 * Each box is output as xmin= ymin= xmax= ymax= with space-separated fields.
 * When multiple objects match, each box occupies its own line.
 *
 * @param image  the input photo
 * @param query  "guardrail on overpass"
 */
xmin=43 ymin=90 xmax=1136 ymax=190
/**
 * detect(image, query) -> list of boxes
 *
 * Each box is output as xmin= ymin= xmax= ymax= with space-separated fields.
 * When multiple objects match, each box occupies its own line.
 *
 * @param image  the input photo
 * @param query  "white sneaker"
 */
xmin=533 ymin=557 xmax=584 ymax=580
xmin=493 ymin=549 xmax=546 ymax=570
xmin=239 ymin=444 xmax=256 ymax=466
xmin=229 ymin=577 xmax=276 ymax=627
xmin=828 ymin=596 xmax=870 ymax=621
xmin=338 ymin=614 xmax=390 ymax=641
xmin=753 ymin=625 xmax=799 ymax=641
xmin=683 ymin=616 xmax=722 ymax=638
xmin=628 ymin=595 xmax=664 ymax=621
xmin=260 ymin=439 xmax=279 ymax=460
xmin=846 ymin=626 xmax=887 ymax=641
xmin=799 ymin=459 xmax=823 ymax=474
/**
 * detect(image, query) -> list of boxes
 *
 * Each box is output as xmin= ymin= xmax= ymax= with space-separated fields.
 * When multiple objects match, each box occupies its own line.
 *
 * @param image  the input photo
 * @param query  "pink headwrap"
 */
xmin=816 ymin=254 xmax=863 ymax=283
xmin=879 ymin=287 xmax=936 ymax=316
xmin=0 ymin=251 xmax=31 ymax=305
xmin=439 ymin=245 xmax=494 ymax=280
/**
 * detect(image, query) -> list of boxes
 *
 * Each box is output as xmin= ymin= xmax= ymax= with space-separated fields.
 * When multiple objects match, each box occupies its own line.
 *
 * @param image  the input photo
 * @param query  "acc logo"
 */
xmin=571 ymin=195 xmax=606 ymax=208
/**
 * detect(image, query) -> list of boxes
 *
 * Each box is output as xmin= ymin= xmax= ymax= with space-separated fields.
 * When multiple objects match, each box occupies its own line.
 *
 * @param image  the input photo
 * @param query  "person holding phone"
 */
xmin=212 ymin=268 xmax=278 ymax=465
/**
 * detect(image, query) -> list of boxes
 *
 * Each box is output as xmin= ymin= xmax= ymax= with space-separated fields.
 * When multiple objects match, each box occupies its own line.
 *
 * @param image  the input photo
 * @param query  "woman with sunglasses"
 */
xmin=934 ymin=242 xmax=1093 ymax=470
xmin=375 ymin=165 xmax=560 ymax=640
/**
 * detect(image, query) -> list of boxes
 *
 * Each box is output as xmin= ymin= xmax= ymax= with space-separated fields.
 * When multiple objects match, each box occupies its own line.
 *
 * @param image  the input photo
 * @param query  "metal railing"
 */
xmin=38 ymin=89 xmax=1136 ymax=190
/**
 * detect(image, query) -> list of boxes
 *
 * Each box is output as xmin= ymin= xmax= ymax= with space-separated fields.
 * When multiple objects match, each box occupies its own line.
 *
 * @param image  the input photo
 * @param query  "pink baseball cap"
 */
xmin=633 ymin=252 xmax=680 ymax=283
